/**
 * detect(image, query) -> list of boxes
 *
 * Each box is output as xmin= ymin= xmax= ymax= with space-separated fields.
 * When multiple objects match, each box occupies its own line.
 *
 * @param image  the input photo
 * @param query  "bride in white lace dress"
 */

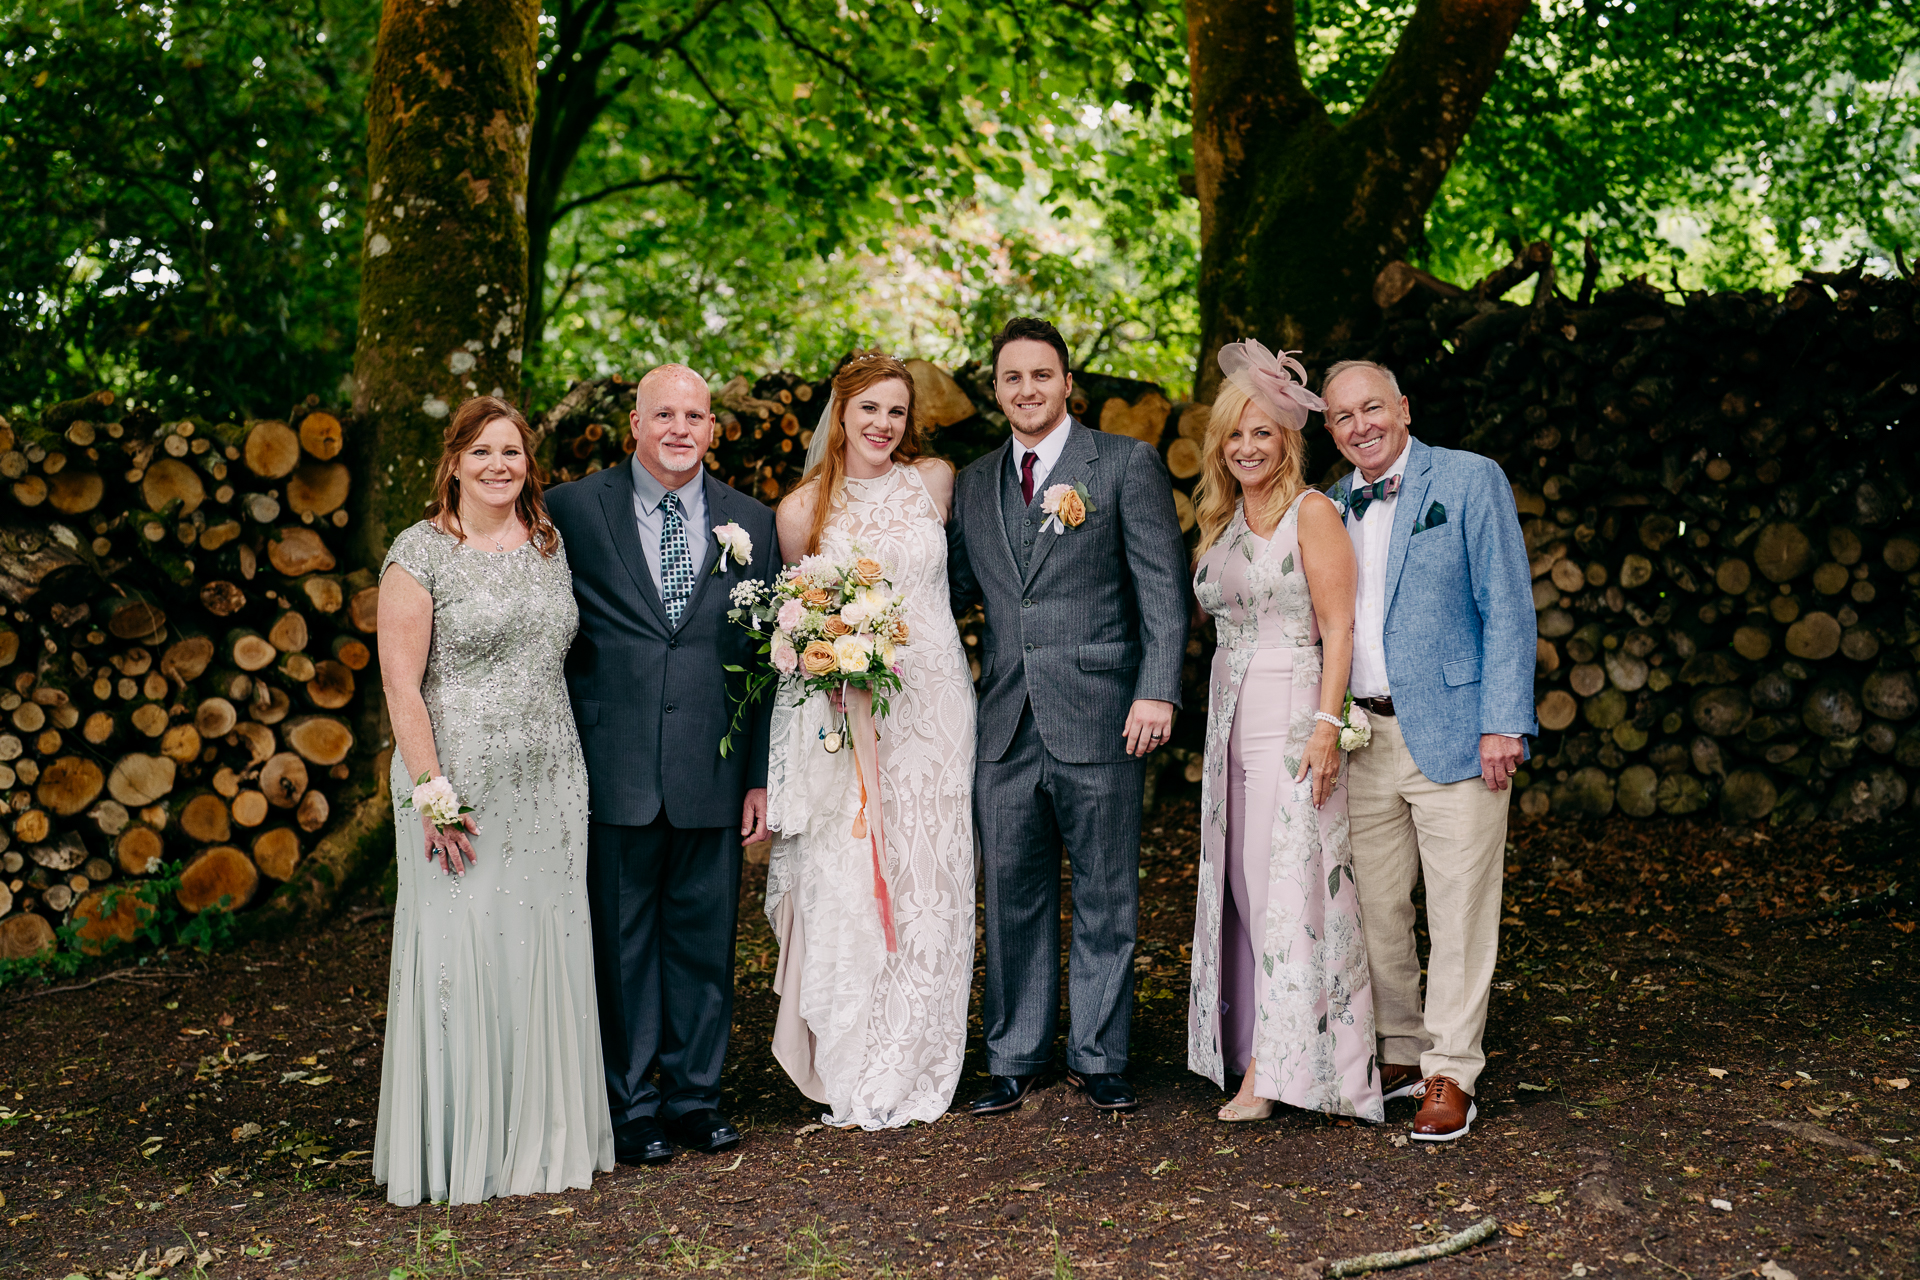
xmin=765 ymin=352 xmax=977 ymax=1129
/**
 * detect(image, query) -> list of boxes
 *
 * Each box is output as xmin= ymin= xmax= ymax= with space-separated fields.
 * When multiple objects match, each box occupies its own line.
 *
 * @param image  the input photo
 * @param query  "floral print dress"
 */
xmin=1187 ymin=495 xmax=1383 ymax=1121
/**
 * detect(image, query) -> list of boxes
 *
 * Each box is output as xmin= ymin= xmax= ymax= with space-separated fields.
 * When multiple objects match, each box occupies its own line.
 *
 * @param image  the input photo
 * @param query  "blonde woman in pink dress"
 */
xmin=1186 ymin=342 xmax=1383 ymax=1124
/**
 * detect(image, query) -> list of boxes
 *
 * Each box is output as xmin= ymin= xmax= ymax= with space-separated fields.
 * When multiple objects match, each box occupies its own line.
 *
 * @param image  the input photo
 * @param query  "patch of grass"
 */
xmin=387 ymin=1210 xmax=468 ymax=1280
xmin=785 ymin=1218 xmax=846 ymax=1276
xmin=661 ymin=1223 xmax=731 ymax=1272
xmin=1051 ymin=1227 xmax=1075 ymax=1280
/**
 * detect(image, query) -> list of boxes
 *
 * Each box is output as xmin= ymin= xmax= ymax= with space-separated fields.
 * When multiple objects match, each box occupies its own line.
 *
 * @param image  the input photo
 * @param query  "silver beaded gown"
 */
xmin=373 ymin=521 xmax=614 ymax=1207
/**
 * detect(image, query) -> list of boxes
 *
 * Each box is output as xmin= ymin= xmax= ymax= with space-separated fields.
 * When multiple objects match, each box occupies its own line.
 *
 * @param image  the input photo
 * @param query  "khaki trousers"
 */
xmin=1346 ymin=713 xmax=1507 ymax=1094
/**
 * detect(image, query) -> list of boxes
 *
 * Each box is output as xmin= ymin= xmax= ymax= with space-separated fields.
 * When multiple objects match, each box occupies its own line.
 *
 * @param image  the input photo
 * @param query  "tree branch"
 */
xmin=609 ymin=0 xmax=731 ymax=60
xmin=553 ymin=171 xmax=696 ymax=219
xmin=674 ymin=43 xmax=740 ymax=121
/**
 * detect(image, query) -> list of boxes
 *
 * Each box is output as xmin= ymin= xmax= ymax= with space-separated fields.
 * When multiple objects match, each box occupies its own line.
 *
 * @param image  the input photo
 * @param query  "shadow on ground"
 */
xmin=2 ymin=803 xmax=1915 ymax=1278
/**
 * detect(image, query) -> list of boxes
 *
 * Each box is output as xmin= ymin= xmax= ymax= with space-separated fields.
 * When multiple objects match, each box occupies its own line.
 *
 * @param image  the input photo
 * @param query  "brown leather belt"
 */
xmin=1354 ymin=695 xmax=1396 ymax=718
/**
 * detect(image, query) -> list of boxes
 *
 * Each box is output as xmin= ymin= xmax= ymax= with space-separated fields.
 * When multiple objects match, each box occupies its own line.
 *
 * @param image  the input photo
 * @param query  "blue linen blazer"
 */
xmin=1330 ymin=437 xmax=1538 ymax=785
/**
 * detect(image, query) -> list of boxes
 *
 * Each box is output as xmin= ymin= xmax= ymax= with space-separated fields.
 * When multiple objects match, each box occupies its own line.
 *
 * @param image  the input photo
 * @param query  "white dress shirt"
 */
xmin=1009 ymin=413 xmax=1074 ymax=495
xmin=1344 ymin=443 xmax=1411 ymax=699
xmin=631 ymin=460 xmax=709 ymax=595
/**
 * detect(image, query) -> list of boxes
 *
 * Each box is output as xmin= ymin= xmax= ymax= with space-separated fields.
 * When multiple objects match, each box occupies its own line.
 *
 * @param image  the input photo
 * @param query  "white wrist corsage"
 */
xmin=1336 ymin=693 xmax=1372 ymax=752
xmin=403 ymin=773 xmax=475 ymax=831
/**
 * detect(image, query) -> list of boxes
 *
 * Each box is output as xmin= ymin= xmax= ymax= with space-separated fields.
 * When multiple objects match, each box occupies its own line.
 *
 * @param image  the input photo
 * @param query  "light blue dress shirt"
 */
xmin=630 ymin=461 xmax=709 ymax=594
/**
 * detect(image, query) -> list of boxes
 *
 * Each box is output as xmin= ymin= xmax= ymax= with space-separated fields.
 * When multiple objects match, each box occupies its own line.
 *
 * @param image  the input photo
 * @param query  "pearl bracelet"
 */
xmin=1314 ymin=711 xmax=1343 ymax=729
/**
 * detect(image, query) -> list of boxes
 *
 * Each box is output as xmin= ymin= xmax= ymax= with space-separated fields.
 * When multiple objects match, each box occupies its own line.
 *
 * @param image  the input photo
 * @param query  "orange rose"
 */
xmin=801 ymin=641 xmax=839 ymax=676
xmin=1056 ymin=487 xmax=1087 ymax=528
xmin=891 ymin=619 xmax=911 ymax=644
xmin=802 ymin=587 xmax=833 ymax=610
xmin=823 ymin=616 xmax=853 ymax=637
xmin=853 ymin=557 xmax=885 ymax=586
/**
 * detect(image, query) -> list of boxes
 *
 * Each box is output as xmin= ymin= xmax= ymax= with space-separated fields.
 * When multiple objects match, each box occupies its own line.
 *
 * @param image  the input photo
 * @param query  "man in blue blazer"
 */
xmin=1323 ymin=360 xmax=1537 ymax=1142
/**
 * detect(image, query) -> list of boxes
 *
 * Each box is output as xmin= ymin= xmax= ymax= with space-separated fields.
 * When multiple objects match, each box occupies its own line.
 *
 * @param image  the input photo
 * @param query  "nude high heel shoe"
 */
xmin=1217 ymin=1096 xmax=1274 ymax=1122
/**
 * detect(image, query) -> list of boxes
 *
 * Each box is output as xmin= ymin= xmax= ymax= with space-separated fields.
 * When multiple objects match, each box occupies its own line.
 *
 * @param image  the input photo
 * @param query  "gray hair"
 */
xmin=1320 ymin=359 xmax=1402 ymax=402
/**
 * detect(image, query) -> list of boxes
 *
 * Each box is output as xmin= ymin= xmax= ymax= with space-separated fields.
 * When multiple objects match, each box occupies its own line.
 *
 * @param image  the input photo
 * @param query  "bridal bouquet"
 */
xmin=721 ymin=547 xmax=910 ymax=755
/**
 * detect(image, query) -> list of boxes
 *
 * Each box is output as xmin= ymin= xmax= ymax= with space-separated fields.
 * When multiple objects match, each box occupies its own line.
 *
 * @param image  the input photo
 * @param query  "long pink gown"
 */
xmin=1187 ymin=493 xmax=1383 ymax=1121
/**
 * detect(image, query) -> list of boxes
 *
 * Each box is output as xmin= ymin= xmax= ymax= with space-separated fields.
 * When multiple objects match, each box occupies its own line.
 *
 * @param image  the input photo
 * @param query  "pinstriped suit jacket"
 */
xmin=948 ymin=420 xmax=1190 ymax=765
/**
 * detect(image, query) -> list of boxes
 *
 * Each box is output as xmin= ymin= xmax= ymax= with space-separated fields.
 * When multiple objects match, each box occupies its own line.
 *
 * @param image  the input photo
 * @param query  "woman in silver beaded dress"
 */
xmin=372 ymin=395 xmax=614 ymax=1207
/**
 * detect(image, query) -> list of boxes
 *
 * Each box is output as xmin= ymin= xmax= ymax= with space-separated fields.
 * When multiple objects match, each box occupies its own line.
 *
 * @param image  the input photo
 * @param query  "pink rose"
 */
xmin=771 ymin=633 xmax=798 ymax=675
xmin=776 ymin=598 xmax=806 ymax=632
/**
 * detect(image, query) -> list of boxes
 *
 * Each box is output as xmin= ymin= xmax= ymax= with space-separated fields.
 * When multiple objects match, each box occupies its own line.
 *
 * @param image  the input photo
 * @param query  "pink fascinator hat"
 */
xmin=1216 ymin=339 xmax=1326 ymax=432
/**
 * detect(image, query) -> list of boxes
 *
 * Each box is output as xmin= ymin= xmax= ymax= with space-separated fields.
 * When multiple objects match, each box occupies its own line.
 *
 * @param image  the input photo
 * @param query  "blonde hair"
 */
xmin=1191 ymin=377 xmax=1308 ymax=562
xmin=794 ymin=352 xmax=928 ymax=556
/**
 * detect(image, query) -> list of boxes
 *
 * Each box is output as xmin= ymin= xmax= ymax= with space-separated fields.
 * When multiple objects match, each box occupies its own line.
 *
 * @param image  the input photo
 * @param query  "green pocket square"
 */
xmin=1414 ymin=501 xmax=1447 ymax=533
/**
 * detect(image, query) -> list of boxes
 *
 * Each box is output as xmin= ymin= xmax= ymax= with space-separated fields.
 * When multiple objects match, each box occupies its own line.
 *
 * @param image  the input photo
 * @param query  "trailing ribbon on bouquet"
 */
xmin=842 ymin=684 xmax=898 ymax=954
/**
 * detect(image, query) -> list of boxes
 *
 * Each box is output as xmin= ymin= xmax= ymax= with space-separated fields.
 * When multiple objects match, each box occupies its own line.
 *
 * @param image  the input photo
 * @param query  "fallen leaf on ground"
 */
xmin=793 ymin=1123 xmax=823 ymax=1136
xmin=1517 ymin=1082 xmax=1551 ymax=1092
xmin=1526 ymin=1190 xmax=1560 ymax=1205
xmin=1877 ymin=1077 xmax=1910 ymax=1090
xmin=1711 ymin=1198 xmax=1733 ymax=1211
xmin=1013 ymin=1182 xmax=1046 ymax=1193
xmin=1759 ymin=1262 xmax=1797 ymax=1280
xmin=1707 ymin=1068 xmax=1728 ymax=1079
xmin=546 ymin=1206 xmax=574 ymax=1216
xmin=230 ymin=1123 xmax=261 ymax=1140
xmin=1505 ymin=1222 xmax=1531 ymax=1237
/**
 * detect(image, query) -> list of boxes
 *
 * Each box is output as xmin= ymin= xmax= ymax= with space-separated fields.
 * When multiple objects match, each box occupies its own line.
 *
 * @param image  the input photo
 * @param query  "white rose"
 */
xmin=833 ymin=633 xmax=874 ymax=674
xmin=713 ymin=522 xmax=753 ymax=566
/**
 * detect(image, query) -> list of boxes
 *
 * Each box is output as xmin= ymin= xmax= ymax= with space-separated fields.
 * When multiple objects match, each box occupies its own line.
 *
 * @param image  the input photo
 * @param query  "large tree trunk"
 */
xmin=1188 ymin=0 xmax=1527 ymax=399
xmin=351 ymin=0 xmax=542 ymax=566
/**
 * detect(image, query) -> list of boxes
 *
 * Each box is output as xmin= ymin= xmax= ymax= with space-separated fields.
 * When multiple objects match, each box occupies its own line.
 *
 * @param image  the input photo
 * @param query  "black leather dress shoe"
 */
xmin=665 ymin=1108 xmax=742 ymax=1154
xmin=614 ymin=1116 xmax=674 ymax=1166
xmin=967 ymin=1074 xmax=1038 ymax=1115
xmin=1066 ymin=1069 xmax=1139 ymax=1111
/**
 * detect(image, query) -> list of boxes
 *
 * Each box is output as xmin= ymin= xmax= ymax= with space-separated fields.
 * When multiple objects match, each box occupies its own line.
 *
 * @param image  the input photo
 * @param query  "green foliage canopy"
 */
xmin=0 ymin=0 xmax=372 ymax=419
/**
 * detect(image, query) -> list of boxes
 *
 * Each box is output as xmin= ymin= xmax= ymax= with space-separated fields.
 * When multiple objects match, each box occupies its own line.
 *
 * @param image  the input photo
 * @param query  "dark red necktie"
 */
xmin=1021 ymin=451 xmax=1038 ymax=506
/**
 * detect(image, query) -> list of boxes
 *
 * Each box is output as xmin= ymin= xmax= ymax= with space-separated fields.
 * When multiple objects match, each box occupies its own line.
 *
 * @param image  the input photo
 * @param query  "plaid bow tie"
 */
xmin=1345 ymin=474 xmax=1400 ymax=521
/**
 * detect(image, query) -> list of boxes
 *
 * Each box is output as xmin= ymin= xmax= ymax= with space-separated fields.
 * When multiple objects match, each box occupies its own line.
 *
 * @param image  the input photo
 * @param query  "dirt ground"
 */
xmin=2 ymin=801 xmax=1915 ymax=1279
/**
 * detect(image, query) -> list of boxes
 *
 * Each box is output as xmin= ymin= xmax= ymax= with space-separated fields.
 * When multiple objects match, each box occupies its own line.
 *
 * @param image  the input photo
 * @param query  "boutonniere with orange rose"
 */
xmin=720 ymin=545 xmax=910 ymax=756
xmin=1040 ymin=481 xmax=1094 ymax=534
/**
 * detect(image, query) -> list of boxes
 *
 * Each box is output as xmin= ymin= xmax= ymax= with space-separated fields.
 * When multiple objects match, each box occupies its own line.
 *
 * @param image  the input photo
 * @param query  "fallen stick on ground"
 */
xmin=1326 ymin=1216 xmax=1500 ymax=1277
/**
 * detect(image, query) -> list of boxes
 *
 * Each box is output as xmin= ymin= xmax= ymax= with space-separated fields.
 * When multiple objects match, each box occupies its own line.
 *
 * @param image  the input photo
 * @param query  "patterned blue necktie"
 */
xmin=659 ymin=491 xmax=693 ymax=626
xmin=1346 ymin=474 xmax=1401 ymax=521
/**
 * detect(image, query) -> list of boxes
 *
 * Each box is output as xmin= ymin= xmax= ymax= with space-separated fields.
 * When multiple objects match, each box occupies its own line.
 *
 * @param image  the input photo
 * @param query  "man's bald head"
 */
xmin=637 ymin=363 xmax=709 ymax=411
xmin=630 ymin=363 xmax=714 ymax=487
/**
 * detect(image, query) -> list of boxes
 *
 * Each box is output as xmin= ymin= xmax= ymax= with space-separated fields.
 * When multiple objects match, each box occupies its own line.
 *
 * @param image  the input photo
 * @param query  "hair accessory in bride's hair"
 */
xmin=1216 ymin=339 xmax=1327 ymax=432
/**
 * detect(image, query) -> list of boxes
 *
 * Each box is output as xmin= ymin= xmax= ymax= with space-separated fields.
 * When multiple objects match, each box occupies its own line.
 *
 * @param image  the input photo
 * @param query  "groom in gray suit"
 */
xmin=949 ymin=317 xmax=1189 ymax=1113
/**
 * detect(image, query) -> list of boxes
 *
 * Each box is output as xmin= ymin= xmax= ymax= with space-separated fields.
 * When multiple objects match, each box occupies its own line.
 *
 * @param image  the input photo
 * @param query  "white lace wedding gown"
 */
xmin=765 ymin=463 xmax=977 ymax=1129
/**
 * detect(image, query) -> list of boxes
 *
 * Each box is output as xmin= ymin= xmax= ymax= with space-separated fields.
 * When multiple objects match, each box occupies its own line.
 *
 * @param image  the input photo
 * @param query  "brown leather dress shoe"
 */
xmin=1409 ymin=1075 xmax=1477 ymax=1141
xmin=1380 ymin=1062 xmax=1422 ymax=1101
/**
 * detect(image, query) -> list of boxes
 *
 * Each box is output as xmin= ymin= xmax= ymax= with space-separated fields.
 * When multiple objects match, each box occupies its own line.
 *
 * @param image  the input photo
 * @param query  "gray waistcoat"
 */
xmin=1000 ymin=452 xmax=1042 ymax=573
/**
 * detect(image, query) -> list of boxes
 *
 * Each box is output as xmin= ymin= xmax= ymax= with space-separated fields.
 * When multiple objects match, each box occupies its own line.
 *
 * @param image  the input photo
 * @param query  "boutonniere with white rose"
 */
xmin=711 ymin=522 xmax=752 ymax=574
xmin=1039 ymin=482 xmax=1094 ymax=534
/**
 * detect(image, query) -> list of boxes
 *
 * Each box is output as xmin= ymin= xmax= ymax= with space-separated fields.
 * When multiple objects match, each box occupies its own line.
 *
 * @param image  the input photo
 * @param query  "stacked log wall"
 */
xmin=1338 ymin=263 xmax=1920 ymax=826
xmin=0 ymin=394 xmax=386 ymax=961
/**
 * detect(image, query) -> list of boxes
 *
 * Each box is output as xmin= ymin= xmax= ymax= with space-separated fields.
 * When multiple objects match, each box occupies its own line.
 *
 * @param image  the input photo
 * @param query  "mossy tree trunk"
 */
xmin=350 ymin=0 xmax=542 ymax=567
xmin=1187 ymin=0 xmax=1527 ymax=400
